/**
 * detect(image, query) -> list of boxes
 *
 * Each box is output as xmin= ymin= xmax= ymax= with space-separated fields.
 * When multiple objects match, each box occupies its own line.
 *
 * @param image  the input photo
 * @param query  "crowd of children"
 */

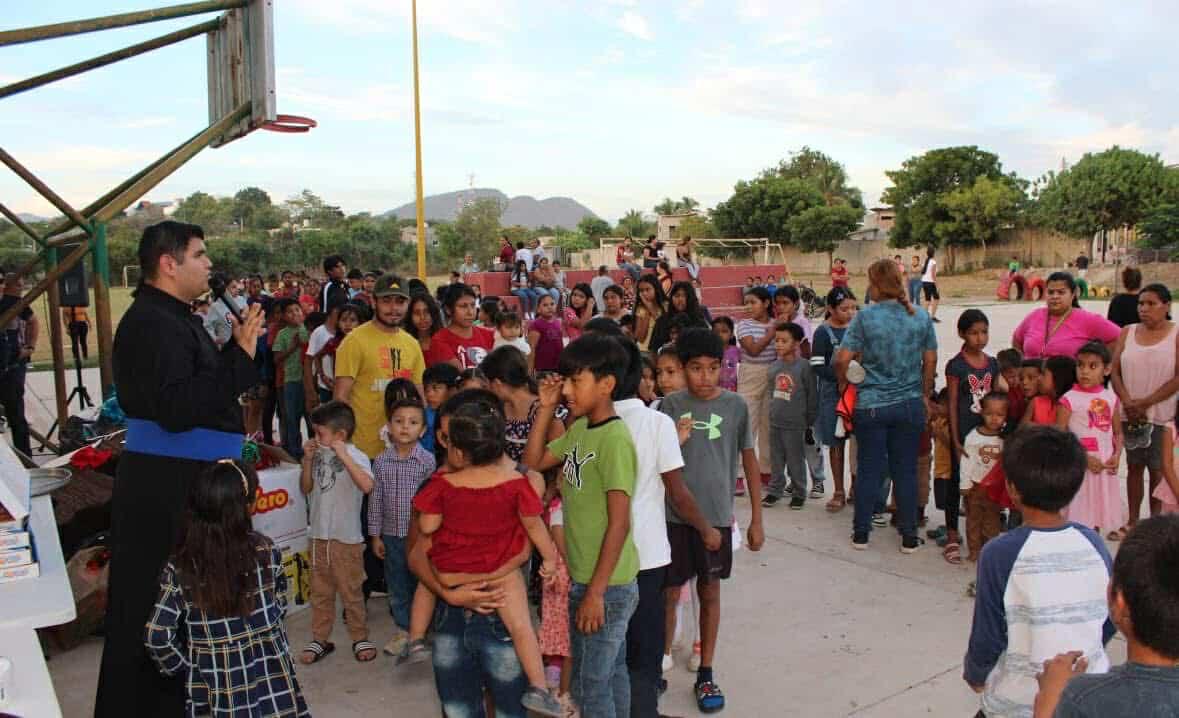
xmin=147 ymin=266 xmax=1179 ymax=718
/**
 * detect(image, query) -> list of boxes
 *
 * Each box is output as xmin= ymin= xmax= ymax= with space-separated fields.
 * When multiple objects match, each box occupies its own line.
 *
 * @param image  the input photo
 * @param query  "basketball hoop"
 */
xmin=260 ymin=114 xmax=317 ymax=133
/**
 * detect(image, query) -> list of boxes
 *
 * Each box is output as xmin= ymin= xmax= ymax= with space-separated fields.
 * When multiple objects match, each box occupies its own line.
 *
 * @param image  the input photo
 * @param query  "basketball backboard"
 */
xmin=207 ymin=0 xmax=275 ymax=147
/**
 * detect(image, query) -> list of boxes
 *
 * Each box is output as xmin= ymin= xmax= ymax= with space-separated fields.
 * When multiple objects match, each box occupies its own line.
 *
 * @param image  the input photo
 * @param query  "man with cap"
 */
xmin=95 ymin=221 xmax=265 ymax=716
xmin=332 ymin=273 xmax=425 ymax=461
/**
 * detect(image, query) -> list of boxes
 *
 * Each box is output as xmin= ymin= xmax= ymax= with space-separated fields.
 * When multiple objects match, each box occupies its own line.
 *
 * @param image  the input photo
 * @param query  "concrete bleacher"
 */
xmin=461 ymin=263 xmax=785 ymax=319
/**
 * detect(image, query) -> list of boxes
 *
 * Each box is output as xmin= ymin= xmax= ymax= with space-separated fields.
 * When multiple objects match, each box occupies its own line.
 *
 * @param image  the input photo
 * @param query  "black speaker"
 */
xmin=58 ymin=246 xmax=89 ymax=307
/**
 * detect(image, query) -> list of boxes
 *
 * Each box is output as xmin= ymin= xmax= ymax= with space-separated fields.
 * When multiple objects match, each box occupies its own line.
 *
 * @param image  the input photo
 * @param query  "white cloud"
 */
xmin=617 ymin=11 xmax=653 ymax=40
xmin=288 ymin=0 xmax=519 ymax=45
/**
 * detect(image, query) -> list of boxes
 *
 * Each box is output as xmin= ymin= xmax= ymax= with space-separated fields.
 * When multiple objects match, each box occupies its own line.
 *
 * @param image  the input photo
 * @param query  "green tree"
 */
xmin=653 ymin=197 xmax=700 ymax=215
xmin=615 ymin=209 xmax=651 ymax=238
xmin=786 ymin=204 xmax=862 ymax=265
xmin=712 ymin=176 xmax=824 ymax=243
xmin=232 ymin=186 xmax=283 ymax=230
xmin=882 ymin=146 xmax=1019 ymax=248
xmin=576 ymin=215 xmax=612 ymax=243
xmin=939 ymin=176 xmax=1024 ymax=252
xmin=769 ymin=146 xmax=864 ymax=209
xmin=549 ymin=232 xmax=594 ymax=252
xmin=283 ymin=189 xmax=344 ymax=228
xmin=1137 ymin=204 xmax=1179 ymax=248
xmin=1033 ymin=147 xmax=1179 ymax=237
xmin=174 ymin=191 xmax=231 ymax=231
xmin=438 ymin=197 xmax=503 ymax=265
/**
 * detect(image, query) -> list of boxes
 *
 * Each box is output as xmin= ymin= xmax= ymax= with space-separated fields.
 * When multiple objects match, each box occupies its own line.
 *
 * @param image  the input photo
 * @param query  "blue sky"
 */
xmin=3 ymin=0 xmax=1176 ymax=224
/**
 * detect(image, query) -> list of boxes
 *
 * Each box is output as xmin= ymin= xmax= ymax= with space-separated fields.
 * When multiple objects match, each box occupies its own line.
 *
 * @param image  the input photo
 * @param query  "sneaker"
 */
xmin=687 ymin=643 xmax=702 ymax=672
xmin=695 ymin=680 xmax=726 ymax=713
xmin=852 ymin=531 xmax=869 ymax=550
xmin=662 ymin=653 xmax=674 ymax=672
xmin=784 ymin=484 xmax=793 ymax=496
xmin=521 ymin=686 xmax=563 ymax=717
xmin=734 ymin=477 xmax=746 ymax=496
xmin=872 ymin=512 xmax=888 ymax=527
xmin=809 ymin=484 xmax=825 ymax=499
xmin=900 ymin=535 xmax=923 ymax=554
xmin=395 ymin=638 xmax=431 ymax=666
xmin=382 ymin=631 xmax=408 ymax=656
xmin=761 ymin=494 xmax=781 ymax=507
xmin=789 ymin=496 xmax=805 ymax=510
xmin=926 ymin=525 xmax=948 ymax=540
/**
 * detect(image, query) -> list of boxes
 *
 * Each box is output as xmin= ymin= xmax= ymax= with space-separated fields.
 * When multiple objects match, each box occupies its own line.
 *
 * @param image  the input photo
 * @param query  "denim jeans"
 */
xmin=511 ymin=288 xmax=539 ymax=315
xmin=381 ymin=535 xmax=415 ymax=630
xmin=432 ymin=602 xmax=528 ymax=718
xmin=569 ymin=581 xmax=639 ymax=718
xmin=620 ymin=262 xmax=642 ymax=283
xmin=626 ymin=567 xmax=666 ymax=718
xmin=281 ymin=381 xmax=305 ymax=458
xmin=534 ymin=287 xmax=560 ymax=305
xmin=908 ymin=278 xmax=923 ymax=305
xmin=853 ymin=397 xmax=925 ymax=538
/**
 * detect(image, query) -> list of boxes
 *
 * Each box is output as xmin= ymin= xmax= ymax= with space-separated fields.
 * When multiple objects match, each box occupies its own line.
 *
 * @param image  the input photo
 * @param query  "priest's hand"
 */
xmin=231 ymin=303 xmax=265 ymax=358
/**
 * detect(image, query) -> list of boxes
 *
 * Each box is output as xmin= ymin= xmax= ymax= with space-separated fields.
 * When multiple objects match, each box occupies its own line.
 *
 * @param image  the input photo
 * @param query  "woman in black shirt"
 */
xmin=1108 ymin=266 xmax=1143 ymax=327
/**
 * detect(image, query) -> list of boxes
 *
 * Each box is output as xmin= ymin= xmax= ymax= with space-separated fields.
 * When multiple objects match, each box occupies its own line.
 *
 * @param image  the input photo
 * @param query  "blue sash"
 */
xmin=125 ymin=418 xmax=243 ymax=462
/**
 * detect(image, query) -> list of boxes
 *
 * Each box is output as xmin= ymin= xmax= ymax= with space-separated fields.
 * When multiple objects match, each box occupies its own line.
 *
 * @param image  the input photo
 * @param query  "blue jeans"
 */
xmin=281 ymin=381 xmax=305 ymax=458
xmin=432 ymin=602 xmax=528 ymax=718
xmin=534 ymin=287 xmax=560 ymax=305
xmin=569 ymin=581 xmax=639 ymax=718
xmin=511 ymin=288 xmax=539 ymax=315
xmin=908 ymin=278 xmax=923 ymax=305
xmin=381 ymin=535 xmax=415 ymax=630
xmin=853 ymin=397 xmax=925 ymax=538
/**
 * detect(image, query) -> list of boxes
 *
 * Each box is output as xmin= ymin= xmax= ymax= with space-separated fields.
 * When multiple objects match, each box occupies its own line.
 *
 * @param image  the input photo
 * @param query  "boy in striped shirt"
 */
xmin=964 ymin=426 xmax=1115 ymax=717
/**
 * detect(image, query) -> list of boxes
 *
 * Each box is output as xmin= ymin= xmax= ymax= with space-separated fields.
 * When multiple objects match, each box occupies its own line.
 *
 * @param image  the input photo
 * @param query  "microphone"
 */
xmin=208 ymin=272 xmax=244 ymax=324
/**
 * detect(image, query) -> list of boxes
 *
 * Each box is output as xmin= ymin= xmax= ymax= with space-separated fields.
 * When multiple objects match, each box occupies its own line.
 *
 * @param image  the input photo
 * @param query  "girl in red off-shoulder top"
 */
xmin=412 ymin=404 xmax=561 ymax=715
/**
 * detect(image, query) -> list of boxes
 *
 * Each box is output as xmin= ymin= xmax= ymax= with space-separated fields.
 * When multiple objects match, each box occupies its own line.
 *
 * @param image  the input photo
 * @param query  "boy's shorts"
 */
xmin=664 ymin=523 xmax=733 ymax=587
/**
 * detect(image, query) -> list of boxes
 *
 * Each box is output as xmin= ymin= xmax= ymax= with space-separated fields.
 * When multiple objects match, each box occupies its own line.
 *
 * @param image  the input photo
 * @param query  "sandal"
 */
xmin=695 ymin=680 xmax=725 ymax=713
xmin=300 ymin=640 xmax=335 ymax=664
xmin=943 ymin=542 xmax=962 ymax=565
xmin=825 ymin=492 xmax=847 ymax=512
xmin=1107 ymin=525 xmax=1131 ymax=541
xmin=352 ymin=640 xmax=377 ymax=662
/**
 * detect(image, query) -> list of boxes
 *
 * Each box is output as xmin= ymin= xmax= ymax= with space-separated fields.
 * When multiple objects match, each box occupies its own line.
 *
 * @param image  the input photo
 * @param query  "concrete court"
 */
xmin=38 ymin=299 xmax=1135 ymax=716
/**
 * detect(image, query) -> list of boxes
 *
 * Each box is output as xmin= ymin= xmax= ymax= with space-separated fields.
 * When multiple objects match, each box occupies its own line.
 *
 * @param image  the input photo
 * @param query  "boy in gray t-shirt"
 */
xmin=764 ymin=322 xmax=818 ymax=508
xmin=658 ymin=328 xmax=763 ymax=713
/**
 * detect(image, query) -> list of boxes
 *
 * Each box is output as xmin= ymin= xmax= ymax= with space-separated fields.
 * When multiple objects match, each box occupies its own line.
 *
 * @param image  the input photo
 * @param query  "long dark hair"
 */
xmin=404 ymin=294 xmax=442 ymax=340
xmin=569 ymin=282 xmax=597 ymax=315
xmin=335 ymin=303 xmax=364 ymax=340
xmin=173 ymin=460 xmax=264 ymax=617
xmin=667 ymin=280 xmax=704 ymax=319
xmin=481 ymin=345 xmax=532 ymax=389
xmin=636 ymin=274 xmax=666 ymax=313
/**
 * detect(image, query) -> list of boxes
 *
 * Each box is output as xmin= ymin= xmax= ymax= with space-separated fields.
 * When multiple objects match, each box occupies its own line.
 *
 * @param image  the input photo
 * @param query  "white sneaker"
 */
xmin=662 ymin=653 xmax=674 ymax=672
xmin=687 ymin=643 xmax=701 ymax=672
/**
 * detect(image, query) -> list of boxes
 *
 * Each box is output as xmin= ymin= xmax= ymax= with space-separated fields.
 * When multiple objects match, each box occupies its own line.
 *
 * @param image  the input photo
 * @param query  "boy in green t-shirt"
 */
xmin=273 ymin=298 xmax=309 ymax=458
xmin=525 ymin=334 xmax=639 ymax=718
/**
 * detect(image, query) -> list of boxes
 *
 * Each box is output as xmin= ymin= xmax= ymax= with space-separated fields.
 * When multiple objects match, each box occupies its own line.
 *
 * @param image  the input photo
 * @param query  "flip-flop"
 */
xmin=825 ymin=492 xmax=847 ymax=512
xmin=352 ymin=640 xmax=377 ymax=662
xmin=943 ymin=542 xmax=962 ymax=565
xmin=301 ymin=640 xmax=334 ymax=664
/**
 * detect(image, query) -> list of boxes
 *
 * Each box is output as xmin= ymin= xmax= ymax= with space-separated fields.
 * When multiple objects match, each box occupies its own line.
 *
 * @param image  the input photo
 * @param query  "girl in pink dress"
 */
xmin=540 ymin=497 xmax=574 ymax=712
xmin=1057 ymin=341 xmax=1125 ymax=532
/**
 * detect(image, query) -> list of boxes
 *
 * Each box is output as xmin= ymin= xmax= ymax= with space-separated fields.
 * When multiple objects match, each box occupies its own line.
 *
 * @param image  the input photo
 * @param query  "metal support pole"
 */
xmin=44 ymin=247 xmax=69 ymax=432
xmin=0 ymin=242 xmax=90 ymax=330
xmin=0 ymin=147 xmax=94 ymax=236
xmin=92 ymin=223 xmax=114 ymax=392
xmin=0 ymin=0 xmax=246 ymax=46
xmin=411 ymin=0 xmax=427 ymax=281
xmin=0 ymin=202 xmax=46 ymax=247
xmin=0 ymin=18 xmax=222 ymax=100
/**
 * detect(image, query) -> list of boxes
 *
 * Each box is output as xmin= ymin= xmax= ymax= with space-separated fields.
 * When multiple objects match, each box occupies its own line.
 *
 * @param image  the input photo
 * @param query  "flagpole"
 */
xmin=411 ymin=0 xmax=426 ymax=280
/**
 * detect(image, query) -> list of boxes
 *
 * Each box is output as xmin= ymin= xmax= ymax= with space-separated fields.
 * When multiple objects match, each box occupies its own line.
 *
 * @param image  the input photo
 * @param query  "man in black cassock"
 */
xmin=94 ymin=221 xmax=264 ymax=717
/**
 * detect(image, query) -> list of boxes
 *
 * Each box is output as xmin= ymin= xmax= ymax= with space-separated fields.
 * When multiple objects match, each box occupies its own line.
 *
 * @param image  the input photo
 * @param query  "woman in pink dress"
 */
xmin=1012 ymin=272 xmax=1121 ymax=359
xmin=1057 ymin=341 xmax=1125 ymax=533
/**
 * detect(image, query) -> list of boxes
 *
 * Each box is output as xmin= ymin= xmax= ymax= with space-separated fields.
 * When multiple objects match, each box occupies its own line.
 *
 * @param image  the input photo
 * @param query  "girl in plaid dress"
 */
xmin=145 ymin=460 xmax=309 ymax=718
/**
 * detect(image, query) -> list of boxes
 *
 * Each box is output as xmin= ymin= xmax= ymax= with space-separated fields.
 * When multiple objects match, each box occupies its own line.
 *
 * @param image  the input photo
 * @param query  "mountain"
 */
xmin=384 ymin=188 xmax=598 ymax=229
xmin=16 ymin=213 xmax=50 ymax=224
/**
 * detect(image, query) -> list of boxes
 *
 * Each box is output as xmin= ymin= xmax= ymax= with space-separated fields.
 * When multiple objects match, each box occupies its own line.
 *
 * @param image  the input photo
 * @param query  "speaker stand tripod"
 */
xmin=45 ymin=332 xmax=93 ymax=444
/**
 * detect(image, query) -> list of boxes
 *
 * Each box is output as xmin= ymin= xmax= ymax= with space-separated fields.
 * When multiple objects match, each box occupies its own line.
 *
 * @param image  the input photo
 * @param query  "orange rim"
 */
xmin=260 ymin=114 xmax=317 ymax=133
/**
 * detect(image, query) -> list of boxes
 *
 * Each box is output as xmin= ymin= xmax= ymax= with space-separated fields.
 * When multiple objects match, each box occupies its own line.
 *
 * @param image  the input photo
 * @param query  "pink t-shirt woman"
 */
xmin=1012 ymin=307 xmax=1120 ymax=360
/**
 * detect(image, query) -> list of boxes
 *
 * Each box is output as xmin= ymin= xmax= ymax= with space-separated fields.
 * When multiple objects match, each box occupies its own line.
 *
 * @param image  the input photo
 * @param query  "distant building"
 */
xmin=400 ymin=225 xmax=438 ymax=246
xmin=656 ymin=210 xmax=698 ymax=244
xmin=847 ymin=206 xmax=892 ymax=241
xmin=127 ymin=199 xmax=177 ymax=219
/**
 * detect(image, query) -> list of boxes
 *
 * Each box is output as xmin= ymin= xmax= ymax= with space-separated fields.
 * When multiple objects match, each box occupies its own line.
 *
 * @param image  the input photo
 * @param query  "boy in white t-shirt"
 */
xmin=607 ymin=334 xmax=719 ymax=716
xmin=960 ymin=392 xmax=1007 ymax=562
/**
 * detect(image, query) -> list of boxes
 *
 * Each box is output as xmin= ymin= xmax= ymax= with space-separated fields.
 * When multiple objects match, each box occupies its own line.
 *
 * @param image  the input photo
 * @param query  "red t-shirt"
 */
xmin=428 ymin=326 xmax=494 ymax=369
xmin=831 ymin=266 xmax=849 ymax=288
